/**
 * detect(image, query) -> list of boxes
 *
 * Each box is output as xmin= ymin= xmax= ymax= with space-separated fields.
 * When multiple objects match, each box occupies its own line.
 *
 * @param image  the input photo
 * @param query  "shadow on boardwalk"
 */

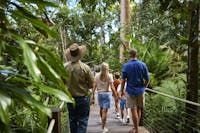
xmin=87 ymin=97 xmax=149 ymax=133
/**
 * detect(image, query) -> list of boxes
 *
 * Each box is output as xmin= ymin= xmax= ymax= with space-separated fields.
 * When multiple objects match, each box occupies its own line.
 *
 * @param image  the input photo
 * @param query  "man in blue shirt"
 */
xmin=121 ymin=49 xmax=150 ymax=133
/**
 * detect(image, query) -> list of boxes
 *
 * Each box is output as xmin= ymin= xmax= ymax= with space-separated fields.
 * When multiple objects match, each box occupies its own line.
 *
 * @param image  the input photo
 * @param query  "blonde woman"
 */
xmin=92 ymin=62 xmax=117 ymax=133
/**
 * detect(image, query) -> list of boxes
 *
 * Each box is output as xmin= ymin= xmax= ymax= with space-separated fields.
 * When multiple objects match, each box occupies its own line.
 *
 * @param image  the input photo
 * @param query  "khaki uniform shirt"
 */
xmin=65 ymin=60 xmax=94 ymax=97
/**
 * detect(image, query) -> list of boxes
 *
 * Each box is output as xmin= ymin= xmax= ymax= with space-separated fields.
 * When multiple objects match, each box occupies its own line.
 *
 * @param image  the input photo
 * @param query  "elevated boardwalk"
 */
xmin=87 ymin=97 xmax=149 ymax=133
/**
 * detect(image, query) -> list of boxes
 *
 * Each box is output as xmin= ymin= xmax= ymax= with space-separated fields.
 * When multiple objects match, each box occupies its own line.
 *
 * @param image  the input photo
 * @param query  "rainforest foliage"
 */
xmin=0 ymin=0 xmax=199 ymax=132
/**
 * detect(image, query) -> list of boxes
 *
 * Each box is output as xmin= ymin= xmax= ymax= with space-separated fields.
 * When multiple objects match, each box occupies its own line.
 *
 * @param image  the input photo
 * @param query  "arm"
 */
xmin=86 ymin=67 xmax=95 ymax=89
xmin=120 ymin=79 xmax=126 ymax=97
xmin=110 ymin=83 xmax=117 ymax=98
xmin=91 ymin=82 xmax=97 ymax=103
xmin=143 ymin=65 xmax=150 ymax=88
xmin=144 ymin=80 xmax=150 ymax=88
xmin=121 ymin=70 xmax=127 ymax=97
xmin=92 ymin=83 xmax=97 ymax=94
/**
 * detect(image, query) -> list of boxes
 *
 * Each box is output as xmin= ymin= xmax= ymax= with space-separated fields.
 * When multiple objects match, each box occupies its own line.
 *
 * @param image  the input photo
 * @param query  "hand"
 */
xmin=120 ymin=90 xmax=124 ymax=97
xmin=114 ymin=91 xmax=118 ymax=100
xmin=92 ymin=93 xmax=94 ymax=99
xmin=115 ymin=97 xmax=119 ymax=104
xmin=91 ymin=93 xmax=95 ymax=104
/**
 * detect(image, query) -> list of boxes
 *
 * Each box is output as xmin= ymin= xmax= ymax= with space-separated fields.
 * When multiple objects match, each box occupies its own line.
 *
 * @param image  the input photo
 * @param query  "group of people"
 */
xmin=64 ymin=43 xmax=150 ymax=133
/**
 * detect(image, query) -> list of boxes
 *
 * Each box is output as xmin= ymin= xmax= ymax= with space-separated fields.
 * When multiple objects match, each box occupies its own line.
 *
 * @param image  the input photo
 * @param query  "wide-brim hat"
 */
xmin=64 ymin=43 xmax=86 ymax=62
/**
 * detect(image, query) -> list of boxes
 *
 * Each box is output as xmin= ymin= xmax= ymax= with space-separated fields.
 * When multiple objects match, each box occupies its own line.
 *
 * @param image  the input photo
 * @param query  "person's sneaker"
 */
xmin=126 ymin=118 xmax=130 ymax=124
xmin=123 ymin=118 xmax=126 ymax=124
xmin=120 ymin=118 xmax=126 ymax=124
xmin=102 ymin=127 xmax=109 ymax=133
xmin=115 ymin=113 xmax=120 ymax=119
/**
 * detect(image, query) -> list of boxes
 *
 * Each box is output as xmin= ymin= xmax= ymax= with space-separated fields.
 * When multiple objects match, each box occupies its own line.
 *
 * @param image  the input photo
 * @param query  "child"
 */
xmin=119 ymin=93 xmax=127 ymax=123
xmin=117 ymin=83 xmax=130 ymax=124
xmin=113 ymin=72 xmax=121 ymax=119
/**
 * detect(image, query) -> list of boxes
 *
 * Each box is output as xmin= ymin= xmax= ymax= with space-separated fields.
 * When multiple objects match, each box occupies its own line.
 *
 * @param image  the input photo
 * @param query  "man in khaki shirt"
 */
xmin=65 ymin=43 xmax=94 ymax=133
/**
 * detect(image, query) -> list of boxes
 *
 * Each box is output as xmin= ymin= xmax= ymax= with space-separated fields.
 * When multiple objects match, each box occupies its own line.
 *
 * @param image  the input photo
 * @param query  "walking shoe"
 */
xmin=102 ymin=127 xmax=109 ymax=133
xmin=120 ymin=118 xmax=126 ymax=124
xmin=126 ymin=118 xmax=130 ymax=124
xmin=115 ymin=113 xmax=120 ymax=119
xmin=123 ymin=118 xmax=126 ymax=124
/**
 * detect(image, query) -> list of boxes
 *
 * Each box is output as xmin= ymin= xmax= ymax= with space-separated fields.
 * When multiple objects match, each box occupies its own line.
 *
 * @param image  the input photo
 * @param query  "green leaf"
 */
xmin=8 ymin=84 xmax=52 ymax=117
xmin=17 ymin=37 xmax=41 ymax=82
xmin=11 ymin=4 xmax=57 ymax=38
xmin=0 ymin=91 xmax=11 ymax=110
xmin=179 ymin=36 xmax=188 ymax=44
xmin=35 ymin=84 xmax=74 ymax=104
xmin=37 ymin=54 xmax=62 ymax=86
xmin=0 ymin=104 xmax=8 ymax=125
xmin=9 ymin=76 xmax=74 ymax=104
xmin=35 ymin=45 xmax=69 ymax=81
xmin=0 ymin=92 xmax=10 ymax=125
xmin=18 ymin=0 xmax=58 ymax=8
xmin=0 ymin=80 xmax=52 ymax=117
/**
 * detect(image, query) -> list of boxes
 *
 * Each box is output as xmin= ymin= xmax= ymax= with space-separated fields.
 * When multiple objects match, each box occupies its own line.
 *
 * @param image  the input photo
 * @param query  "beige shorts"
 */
xmin=126 ymin=93 xmax=145 ymax=109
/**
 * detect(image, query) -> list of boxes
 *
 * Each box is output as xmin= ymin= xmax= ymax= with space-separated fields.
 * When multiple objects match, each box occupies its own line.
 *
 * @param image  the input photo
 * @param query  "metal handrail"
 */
xmin=145 ymin=88 xmax=200 ymax=106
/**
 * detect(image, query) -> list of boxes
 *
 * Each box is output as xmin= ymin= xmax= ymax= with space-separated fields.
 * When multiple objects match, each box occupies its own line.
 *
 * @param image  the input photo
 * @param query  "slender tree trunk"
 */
xmin=185 ymin=2 xmax=199 ymax=132
xmin=59 ymin=26 xmax=67 ymax=62
xmin=120 ymin=0 xmax=130 ymax=62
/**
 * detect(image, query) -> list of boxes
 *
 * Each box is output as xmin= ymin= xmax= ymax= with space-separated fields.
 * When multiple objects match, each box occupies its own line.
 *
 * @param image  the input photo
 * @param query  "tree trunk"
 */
xmin=119 ymin=0 xmax=130 ymax=62
xmin=185 ymin=2 xmax=199 ymax=132
xmin=59 ymin=26 xmax=67 ymax=62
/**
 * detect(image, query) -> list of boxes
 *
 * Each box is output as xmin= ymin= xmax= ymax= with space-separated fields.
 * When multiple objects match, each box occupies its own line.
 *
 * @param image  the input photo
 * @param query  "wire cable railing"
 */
xmin=143 ymin=88 xmax=200 ymax=133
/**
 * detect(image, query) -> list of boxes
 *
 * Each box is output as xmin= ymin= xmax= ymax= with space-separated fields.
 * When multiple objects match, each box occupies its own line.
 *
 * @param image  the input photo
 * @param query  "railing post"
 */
xmin=48 ymin=108 xmax=61 ymax=133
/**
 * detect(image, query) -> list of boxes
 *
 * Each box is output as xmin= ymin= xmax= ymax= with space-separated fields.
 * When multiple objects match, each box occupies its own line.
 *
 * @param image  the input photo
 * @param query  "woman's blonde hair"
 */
xmin=99 ymin=62 xmax=109 ymax=81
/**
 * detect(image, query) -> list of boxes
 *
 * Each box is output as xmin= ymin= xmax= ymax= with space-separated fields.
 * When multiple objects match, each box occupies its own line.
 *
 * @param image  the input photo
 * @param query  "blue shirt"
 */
xmin=122 ymin=59 xmax=150 ymax=96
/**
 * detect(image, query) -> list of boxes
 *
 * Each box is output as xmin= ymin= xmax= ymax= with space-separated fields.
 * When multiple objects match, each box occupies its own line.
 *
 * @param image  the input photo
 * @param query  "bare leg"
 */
xmin=101 ymin=108 xmax=108 ymax=129
xmin=126 ymin=108 xmax=130 ymax=123
xmin=137 ymin=107 xmax=141 ymax=125
xmin=121 ymin=109 xmax=124 ymax=119
xmin=115 ymin=98 xmax=120 ymax=114
xmin=100 ymin=108 xmax=102 ymax=120
xmin=131 ymin=107 xmax=139 ymax=133
xmin=127 ymin=108 xmax=131 ymax=118
xmin=114 ymin=97 xmax=120 ymax=119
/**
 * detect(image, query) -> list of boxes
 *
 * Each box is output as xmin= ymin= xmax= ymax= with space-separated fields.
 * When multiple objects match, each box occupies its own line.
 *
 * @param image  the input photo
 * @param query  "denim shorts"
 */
xmin=120 ymin=97 xmax=126 ymax=110
xmin=98 ymin=92 xmax=112 ymax=109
